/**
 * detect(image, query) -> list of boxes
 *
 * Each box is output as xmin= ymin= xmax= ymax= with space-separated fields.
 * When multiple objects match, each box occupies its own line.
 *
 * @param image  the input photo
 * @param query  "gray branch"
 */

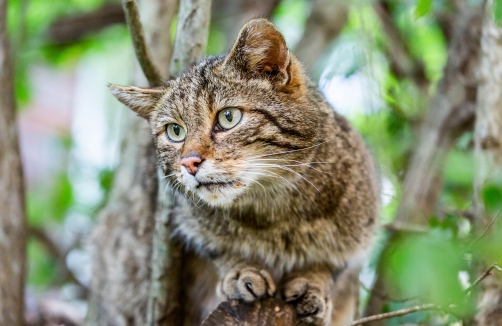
xmin=170 ymin=0 xmax=212 ymax=76
xmin=122 ymin=0 xmax=163 ymax=86
xmin=147 ymin=0 xmax=212 ymax=325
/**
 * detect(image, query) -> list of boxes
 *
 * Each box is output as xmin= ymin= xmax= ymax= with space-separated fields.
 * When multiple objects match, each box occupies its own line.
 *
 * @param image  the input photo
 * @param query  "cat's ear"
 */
xmin=225 ymin=19 xmax=292 ymax=85
xmin=109 ymin=84 xmax=164 ymax=119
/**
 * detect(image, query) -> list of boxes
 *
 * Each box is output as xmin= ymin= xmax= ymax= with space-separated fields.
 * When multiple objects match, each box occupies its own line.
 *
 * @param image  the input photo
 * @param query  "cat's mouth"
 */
xmin=196 ymin=180 xmax=244 ymax=189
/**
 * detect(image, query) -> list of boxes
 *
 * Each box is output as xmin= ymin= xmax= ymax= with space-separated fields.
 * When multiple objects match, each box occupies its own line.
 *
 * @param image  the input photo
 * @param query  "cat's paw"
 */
xmin=220 ymin=265 xmax=276 ymax=303
xmin=282 ymin=277 xmax=332 ymax=326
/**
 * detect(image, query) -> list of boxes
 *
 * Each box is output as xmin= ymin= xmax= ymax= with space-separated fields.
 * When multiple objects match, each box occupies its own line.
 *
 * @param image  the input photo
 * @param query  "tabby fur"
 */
xmin=110 ymin=19 xmax=379 ymax=326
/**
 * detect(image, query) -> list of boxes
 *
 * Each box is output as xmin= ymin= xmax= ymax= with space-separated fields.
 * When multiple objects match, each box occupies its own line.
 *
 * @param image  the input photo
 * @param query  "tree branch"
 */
xmin=294 ymin=0 xmax=349 ymax=78
xmin=170 ymin=0 xmax=212 ymax=76
xmin=146 ymin=1 xmax=211 ymax=325
xmin=48 ymin=3 xmax=125 ymax=45
xmin=352 ymin=263 xmax=501 ymax=326
xmin=122 ymin=0 xmax=163 ymax=86
xmin=465 ymin=263 xmax=502 ymax=294
xmin=86 ymin=0 xmax=177 ymax=324
xmin=28 ymin=227 xmax=88 ymax=294
xmin=202 ymin=298 xmax=296 ymax=326
xmin=373 ymin=2 xmax=429 ymax=92
xmin=0 ymin=0 xmax=27 ymax=324
xmin=348 ymin=303 xmax=438 ymax=326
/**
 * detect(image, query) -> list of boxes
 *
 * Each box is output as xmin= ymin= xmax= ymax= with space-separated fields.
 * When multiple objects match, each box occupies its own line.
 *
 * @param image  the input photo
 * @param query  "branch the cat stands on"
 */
xmin=111 ymin=19 xmax=379 ymax=326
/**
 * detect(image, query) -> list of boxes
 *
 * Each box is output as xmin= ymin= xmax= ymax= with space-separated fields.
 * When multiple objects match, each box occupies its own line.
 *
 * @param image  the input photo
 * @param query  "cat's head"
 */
xmin=110 ymin=19 xmax=321 ymax=207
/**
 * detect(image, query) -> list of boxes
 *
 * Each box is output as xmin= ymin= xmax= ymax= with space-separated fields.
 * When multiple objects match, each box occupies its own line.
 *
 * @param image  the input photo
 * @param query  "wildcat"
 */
xmin=110 ymin=19 xmax=379 ymax=326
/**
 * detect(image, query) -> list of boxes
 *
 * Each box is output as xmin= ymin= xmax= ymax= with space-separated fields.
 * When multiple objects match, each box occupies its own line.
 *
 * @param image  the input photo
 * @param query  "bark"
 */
xmin=0 ymin=0 xmax=27 ymax=324
xmin=365 ymin=3 xmax=482 ymax=323
xmin=202 ymin=299 xmax=296 ymax=326
xmin=148 ymin=1 xmax=211 ymax=325
xmin=472 ymin=1 xmax=502 ymax=325
xmin=211 ymin=0 xmax=281 ymax=51
xmin=170 ymin=0 xmax=212 ymax=76
xmin=85 ymin=0 xmax=175 ymax=325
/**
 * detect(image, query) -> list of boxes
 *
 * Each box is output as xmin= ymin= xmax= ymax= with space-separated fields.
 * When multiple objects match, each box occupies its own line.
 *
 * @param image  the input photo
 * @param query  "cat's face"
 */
xmin=111 ymin=19 xmax=321 ymax=207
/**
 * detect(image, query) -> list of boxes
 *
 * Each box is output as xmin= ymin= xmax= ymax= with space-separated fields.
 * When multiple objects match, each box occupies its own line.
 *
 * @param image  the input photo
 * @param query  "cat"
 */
xmin=110 ymin=19 xmax=379 ymax=326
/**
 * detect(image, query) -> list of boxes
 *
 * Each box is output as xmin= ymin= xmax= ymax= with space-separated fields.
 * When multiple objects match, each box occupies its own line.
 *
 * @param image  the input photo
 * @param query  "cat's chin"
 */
xmin=195 ymin=183 xmax=246 ymax=207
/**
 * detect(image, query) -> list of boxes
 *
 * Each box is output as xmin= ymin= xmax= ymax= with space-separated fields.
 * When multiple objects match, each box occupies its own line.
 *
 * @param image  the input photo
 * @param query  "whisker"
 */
xmin=248 ymin=163 xmax=320 ymax=192
xmin=246 ymin=158 xmax=333 ymax=175
xmin=247 ymin=168 xmax=303 ymax=195
xmin=239 ymin=176 xmax=266 ymax=192
xmin=162 ymin=172 xmax=176 ymax=179
xmin=247 ymin=140 xmax=331 ymax=160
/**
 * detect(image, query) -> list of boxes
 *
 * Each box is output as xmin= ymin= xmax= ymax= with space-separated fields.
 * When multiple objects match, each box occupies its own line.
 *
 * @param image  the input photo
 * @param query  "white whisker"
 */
xmin=247 ymin=140 xmax=331 ymax=159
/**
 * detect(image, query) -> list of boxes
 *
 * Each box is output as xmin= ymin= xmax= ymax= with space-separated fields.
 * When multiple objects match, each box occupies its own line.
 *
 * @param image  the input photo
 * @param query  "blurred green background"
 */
xmin=6 ymin=0 xmax=501 ymax=325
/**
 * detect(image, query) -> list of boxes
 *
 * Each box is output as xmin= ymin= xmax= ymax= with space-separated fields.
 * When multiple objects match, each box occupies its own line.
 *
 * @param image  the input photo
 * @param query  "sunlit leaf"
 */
xmin=415 ymin=0 xmax=432 ymax=19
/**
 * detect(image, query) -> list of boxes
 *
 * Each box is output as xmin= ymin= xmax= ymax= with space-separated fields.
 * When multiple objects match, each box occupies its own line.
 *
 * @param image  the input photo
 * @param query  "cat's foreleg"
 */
xmin=215 ymin=257 xmax=277 ymax=303
xmin=281 ymin=265 xmax=352 ymax=326
xmin=281 ymin=265 xmax=360 ymax=326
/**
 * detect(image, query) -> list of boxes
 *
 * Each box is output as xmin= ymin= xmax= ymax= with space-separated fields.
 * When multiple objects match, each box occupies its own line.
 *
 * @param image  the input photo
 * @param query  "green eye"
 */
xmin=166 ymin=123 xmax=186 ymax=142
xmin=217 ymin=108 xmax=242 ymax=130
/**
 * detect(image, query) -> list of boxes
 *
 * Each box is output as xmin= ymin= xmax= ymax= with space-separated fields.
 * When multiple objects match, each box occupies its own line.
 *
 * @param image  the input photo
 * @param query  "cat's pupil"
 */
xmin=224 ymin=110 xmax=233 ymax=122
xmin=173 ymin=124 xmax=180 ymax=136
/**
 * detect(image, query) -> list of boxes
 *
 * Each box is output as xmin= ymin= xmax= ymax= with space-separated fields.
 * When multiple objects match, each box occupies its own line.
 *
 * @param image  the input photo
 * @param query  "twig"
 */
xmin=464 ymin=262 xmax=502 ymax=294
xmin=469 ymin=210 xmax=501 ymax=247
xmin=354 ymin=262 xmax=502 ymax=325
xmin=346 ymin=303 xmax=438 ymax=326
xmin=360 ymin=281 xmax=416 ymax=303
xmin=28 ymin=227 xmax=89 ymax=294
xmin=121 ymin=0 xmax=163 ymax=86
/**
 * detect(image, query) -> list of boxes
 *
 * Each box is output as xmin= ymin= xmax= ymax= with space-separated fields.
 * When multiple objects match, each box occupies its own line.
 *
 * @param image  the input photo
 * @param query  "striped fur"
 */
xmin=111 ymin=19 xmax=379 ymax=326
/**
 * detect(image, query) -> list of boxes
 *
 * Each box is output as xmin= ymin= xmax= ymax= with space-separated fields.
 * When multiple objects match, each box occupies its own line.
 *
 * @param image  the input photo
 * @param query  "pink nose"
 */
xmin=180 ymin=156 xmax=202 ymax=175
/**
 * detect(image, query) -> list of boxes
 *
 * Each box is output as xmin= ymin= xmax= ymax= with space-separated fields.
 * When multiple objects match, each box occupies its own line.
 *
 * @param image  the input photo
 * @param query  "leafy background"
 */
xmin=7 ymin=0 xmax=501 ymax=324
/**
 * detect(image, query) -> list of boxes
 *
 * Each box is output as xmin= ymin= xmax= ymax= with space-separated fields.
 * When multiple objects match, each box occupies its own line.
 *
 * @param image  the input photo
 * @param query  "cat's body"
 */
xmin=111 ymin=19 xmax=379 ymax=326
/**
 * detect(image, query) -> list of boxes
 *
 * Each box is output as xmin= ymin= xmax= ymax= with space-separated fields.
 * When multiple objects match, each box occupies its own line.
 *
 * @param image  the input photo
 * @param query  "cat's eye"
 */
xmin=166 ymin=123 xmax=186 ymax=142
xmin=217 ymin=108 xmax=242 ymax=130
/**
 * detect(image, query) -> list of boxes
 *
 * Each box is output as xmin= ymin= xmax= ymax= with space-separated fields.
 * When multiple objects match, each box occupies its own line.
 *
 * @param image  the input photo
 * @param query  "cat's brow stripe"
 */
xmin=245 ymin=137 xmax=306 ymax=151
xmin=253 ymin=108 xmax=304 ymax=138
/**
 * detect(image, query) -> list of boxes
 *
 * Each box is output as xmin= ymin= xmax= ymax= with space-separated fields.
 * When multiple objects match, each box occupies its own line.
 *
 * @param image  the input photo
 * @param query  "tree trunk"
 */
xmin=0 ymin=0 xmax=27 ymax=325
xmin=85 ymin=0 xmax=175 ymax=324
xmin=472 ymin=1 xmax=502 ymax=325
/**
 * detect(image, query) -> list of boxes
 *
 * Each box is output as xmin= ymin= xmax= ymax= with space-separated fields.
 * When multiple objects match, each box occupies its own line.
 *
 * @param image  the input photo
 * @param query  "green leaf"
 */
xmin=494 ymin=0 xmax=502 ymax=25
xmin=415 ymin=0 xmax=432 ymax=19
xmin=383 ymin=232 xmax=466 ymax=309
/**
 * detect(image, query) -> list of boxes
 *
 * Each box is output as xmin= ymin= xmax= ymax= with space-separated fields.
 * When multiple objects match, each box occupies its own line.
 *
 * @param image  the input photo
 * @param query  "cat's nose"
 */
xmin=180 ymin=156 xmax=202 ymax=175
